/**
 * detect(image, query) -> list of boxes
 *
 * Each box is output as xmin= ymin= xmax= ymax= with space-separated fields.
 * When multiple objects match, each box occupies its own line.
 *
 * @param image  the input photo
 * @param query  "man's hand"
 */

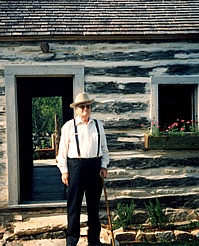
xmin=62 ymin=172 xmax=69 ymax=186
xmin=99 ymin=167 xmax=108 ymax=178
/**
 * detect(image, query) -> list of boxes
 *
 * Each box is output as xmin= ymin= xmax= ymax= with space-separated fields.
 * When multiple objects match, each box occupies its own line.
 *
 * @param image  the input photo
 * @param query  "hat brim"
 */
xmin=70 ymin=99 xmax=94 ymax=108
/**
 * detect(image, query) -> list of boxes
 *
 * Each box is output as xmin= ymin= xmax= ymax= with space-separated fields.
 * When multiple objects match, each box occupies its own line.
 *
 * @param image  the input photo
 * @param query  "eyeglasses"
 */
xmin=77 ymin=104 xmax=91 ymax=110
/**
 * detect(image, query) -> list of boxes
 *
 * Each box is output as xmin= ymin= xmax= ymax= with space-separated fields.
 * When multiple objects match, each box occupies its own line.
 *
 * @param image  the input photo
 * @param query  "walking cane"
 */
xmin=101 ymin=173 xmax=115 ymax=246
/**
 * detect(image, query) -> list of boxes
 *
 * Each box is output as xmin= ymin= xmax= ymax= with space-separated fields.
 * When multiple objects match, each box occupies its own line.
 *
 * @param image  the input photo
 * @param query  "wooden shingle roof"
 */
xmin=0 ymin=0 xmax=199 ymax=40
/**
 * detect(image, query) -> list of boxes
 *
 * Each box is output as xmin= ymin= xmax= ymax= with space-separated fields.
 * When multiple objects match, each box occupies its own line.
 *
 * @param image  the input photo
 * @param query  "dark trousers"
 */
xmin=66 ymin=157 xmax=102 ymax=246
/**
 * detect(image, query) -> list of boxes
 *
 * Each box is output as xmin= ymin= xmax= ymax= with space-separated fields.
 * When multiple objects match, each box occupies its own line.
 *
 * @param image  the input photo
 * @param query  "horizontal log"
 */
xmin=0 ymin=162 xmax=6 ymax=175
xmin=34 ymin=53 xmax=57 ymax=62
xmin=85 ymin=81 xmax=146 ymax=94
xmin=0 ymin=150 xmax=5 ymax=159
xmin=167 ymin=64 xmax=199 ymax=75
xmin=92 ymin=101 xmax=148 ymax=114
xmin=0 ymin=70 xmax=4 ymax=76
xmin=106 ymin=132 xmax=144 ymax=151
xmin=0 ymin=87 xmax=5 ymax=95
xmin=85 ymin=66 xmax=152 ymax=77
xmin=27 ymin=49 xmax=199 ymax=62
xmin=80 ymin=50 xmax=177 ymax=61
xmin=0 ymin=136 xmax=3 ymax=144
xmin=103 ymin=117 xmax=150 ymax=130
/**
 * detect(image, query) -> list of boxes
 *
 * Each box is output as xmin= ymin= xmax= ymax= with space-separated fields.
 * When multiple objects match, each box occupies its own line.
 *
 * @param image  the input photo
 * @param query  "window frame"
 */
xmin=150 ymin=76 xmax=199 ymax=134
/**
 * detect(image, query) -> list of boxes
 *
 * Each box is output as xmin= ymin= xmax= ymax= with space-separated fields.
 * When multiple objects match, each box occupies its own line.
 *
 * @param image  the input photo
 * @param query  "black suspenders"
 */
xmin=73 ymin=118 xmax=100 ymax=159
xmin=93 ymin=119 xmax=100 ymax=157
xmin=74 ymin=119 xmax=81 ymax=158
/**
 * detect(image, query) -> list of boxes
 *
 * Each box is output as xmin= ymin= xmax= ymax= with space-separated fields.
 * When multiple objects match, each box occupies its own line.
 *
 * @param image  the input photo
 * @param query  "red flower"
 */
xmin=181 ymin=120 xmax=185 ymax=123
xmin=181 ymin=127 xmax=185 ymax=131
xmin=152 ymin=122 xmax=155 ymax=125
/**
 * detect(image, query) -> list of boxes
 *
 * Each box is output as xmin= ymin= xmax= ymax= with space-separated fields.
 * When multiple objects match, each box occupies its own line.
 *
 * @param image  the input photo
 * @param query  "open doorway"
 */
xmin=17 ymin=77 xmax=73 ymax=202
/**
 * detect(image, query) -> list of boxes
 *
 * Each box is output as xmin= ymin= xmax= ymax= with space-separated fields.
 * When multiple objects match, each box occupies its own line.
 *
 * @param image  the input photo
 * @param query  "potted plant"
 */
xmin=144 ymin=118 xmax=199 ymax=150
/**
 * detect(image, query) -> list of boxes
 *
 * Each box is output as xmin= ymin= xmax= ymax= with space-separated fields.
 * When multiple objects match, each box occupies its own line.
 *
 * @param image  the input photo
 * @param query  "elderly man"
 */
xmin=57 ymin=92 xmax=109 ymax=246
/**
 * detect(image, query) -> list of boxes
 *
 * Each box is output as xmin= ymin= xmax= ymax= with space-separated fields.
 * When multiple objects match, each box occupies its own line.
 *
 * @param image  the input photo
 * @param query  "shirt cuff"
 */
xmin=59 ymin=165 xmax=68 ymax=174
xmin=101 ymin=161 xmax=107 ymax=169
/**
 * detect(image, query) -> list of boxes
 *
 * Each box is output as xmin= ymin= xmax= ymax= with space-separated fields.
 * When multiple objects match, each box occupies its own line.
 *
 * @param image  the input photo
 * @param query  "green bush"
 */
xmin=144 ymin=198 xmax=167 ymax=228
xmin=32 ymin=96 xmax=63 ymax=135
xmin=112 ymin=199 xmax=136 ymax=230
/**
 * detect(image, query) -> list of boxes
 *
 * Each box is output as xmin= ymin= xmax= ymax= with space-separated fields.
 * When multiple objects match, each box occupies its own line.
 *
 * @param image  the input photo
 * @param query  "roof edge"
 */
xmin=1 ymin=34 xmax=199 ymax=42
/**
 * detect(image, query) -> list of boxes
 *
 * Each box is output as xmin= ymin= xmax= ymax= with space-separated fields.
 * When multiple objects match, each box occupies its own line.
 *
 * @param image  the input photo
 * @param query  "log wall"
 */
xmin=1 ymin=39 xmax=199 ymax=208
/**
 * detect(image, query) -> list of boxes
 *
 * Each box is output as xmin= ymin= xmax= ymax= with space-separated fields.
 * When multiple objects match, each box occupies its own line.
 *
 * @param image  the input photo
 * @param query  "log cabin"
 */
xmin=0 ymin=0 xmax=199 ymax=212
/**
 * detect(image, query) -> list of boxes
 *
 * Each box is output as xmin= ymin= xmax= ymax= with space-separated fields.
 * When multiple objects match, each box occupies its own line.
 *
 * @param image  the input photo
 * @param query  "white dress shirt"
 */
xmin=57 ymin=116 xmax=109 ymax=173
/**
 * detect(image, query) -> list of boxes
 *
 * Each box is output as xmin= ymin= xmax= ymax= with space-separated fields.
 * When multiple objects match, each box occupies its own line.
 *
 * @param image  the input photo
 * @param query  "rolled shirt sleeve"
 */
xmin=98 ymin=120 xmax=109 ymax=169
xmin=56 ymin=121 xmax=70 ymax=173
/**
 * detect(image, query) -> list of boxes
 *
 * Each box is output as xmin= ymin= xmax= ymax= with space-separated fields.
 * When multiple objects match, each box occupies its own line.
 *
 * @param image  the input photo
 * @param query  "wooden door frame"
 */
xmin=5 ymin=65 xmax=84 ymax=206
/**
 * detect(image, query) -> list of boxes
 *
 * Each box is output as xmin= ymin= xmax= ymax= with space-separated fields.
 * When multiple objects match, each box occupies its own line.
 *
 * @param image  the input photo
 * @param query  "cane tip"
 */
xmin=110 ymin=238 xmax=119 ymax=246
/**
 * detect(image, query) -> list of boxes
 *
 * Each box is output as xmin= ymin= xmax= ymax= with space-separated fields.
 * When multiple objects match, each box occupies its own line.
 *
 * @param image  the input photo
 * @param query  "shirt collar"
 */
xmin=75 ymin=115 xmax=94 ymax=125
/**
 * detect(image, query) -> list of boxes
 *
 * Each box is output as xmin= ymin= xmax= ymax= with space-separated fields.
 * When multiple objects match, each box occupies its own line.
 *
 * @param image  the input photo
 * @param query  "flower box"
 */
xmin=145 ymin=134 xmax=199 ymax=150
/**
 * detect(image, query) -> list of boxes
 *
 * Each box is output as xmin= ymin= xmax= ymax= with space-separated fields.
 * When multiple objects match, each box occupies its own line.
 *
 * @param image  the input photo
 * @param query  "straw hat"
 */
xmin=70 ymin=92 xmax=94 ymax=108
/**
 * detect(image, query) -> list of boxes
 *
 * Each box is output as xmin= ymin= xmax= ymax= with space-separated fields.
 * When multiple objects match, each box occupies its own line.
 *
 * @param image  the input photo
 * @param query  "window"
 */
xmin=150 ymin=76 xmax=199 ymax=133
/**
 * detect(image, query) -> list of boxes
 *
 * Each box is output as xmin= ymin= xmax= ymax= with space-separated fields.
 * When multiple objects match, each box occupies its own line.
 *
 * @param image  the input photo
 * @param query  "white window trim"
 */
xmin=5 ymin=64 xmax=84 ymax=206
xmin=150 ymin=76 xmax=199 ymax=133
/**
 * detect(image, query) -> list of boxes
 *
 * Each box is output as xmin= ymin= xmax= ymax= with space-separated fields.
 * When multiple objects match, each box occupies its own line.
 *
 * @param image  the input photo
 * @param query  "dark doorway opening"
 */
xmin=17 ymin=77 xmax=73 ymax=202
xmin=158 ymin=84 xmax=196 ymax=131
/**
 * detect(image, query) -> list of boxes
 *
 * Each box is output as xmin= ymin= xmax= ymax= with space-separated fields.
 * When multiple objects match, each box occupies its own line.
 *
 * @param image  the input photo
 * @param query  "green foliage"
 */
xmin=33 ymin=150 xmax=39 ymax=160
xmin=41 ymin=140 xmax=45 ymax=149
xmin=32 ymin=96 xmax=63 ymax=135
xmin=32 ymin=96 xmax=63 ymax=159
xmin=142 ymin=118 xmax=199 ymax=136
xmin=176 ymin=220 xmax=199 ymax=231
xmin=189 ymin=121 xmax=199 ymax=135
xmin=112 ymin=200 xmax=136 ymax=230
xmin=144 ymin=198 xmax=167 ymax=228
xmin=151 ymin=117 xmax=160 ymax=136
xmin=176 ymin=212 xmax=199 ymax=231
